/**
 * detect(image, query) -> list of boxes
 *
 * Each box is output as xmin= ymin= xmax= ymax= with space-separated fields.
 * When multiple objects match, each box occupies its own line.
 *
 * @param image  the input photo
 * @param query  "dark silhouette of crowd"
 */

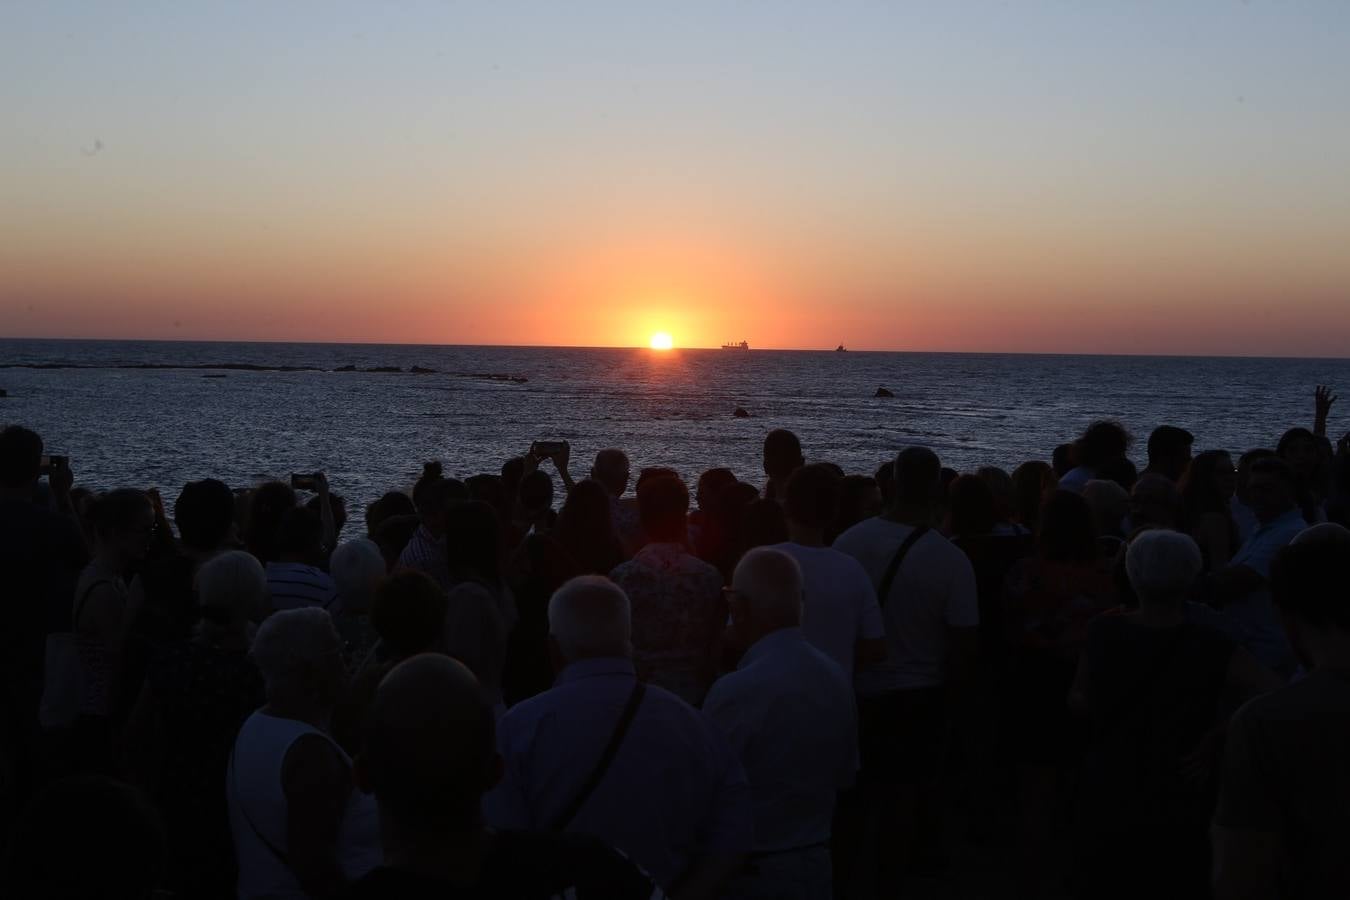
xmin=2 ymin=384 xmax=1349 ymax=899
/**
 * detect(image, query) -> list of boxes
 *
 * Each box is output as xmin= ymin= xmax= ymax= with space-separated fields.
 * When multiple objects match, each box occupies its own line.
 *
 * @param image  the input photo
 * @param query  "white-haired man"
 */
xmin=703 ymin=548 xmax=858 ymax=900
xmin=484 ymin=575 xmax=752 ymax=899
xmin=227 ymin=608 xmax=380 ymax=899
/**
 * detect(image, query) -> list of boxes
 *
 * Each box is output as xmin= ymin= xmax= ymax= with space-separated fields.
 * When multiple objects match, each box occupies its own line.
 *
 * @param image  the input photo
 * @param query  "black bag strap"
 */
xmin=551 ymin=680 xmax=646 ymax=832
xmin=876 ymin=526 xmax=931 ymax=609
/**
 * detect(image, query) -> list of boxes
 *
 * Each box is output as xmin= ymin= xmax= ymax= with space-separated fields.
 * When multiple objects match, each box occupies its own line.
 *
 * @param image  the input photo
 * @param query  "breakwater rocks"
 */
xmin=0 ymin=362 xmax=528 ymax=383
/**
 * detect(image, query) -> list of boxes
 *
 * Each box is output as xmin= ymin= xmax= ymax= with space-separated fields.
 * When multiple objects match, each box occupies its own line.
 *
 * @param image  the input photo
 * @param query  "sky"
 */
xmin=3 ymin=1 xmax=1349 ymax=355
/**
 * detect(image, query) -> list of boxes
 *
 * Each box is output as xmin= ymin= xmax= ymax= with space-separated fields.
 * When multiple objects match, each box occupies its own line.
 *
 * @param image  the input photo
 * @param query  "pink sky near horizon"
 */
xmin=4 ymin=3 xmax=1349 ymax=357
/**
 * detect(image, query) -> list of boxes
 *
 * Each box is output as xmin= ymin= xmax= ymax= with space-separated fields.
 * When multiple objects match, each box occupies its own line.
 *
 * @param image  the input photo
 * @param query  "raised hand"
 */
xmin=1315 ymin=385 xmax=1337 ymax=436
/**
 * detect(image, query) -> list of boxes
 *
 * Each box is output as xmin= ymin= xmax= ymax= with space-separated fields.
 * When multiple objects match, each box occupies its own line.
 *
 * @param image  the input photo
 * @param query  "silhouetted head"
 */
xmin=1235 ymin=448 xmax=1277 ymax=504
xmin=245 ymin=480 xmax=298 ymax=564
xmin=276 ymin=505 xmax=325 ymax=565
xmin=372 ymin=570 xmax=448 ymax=660
xmin=696 ymin=467 xmax=738 ymax=511
xmin=0 ymin=424 xmax=42 ymax=491
xmin=358 ymin=654 xmax=496 ymax=836
xmin=729 ymin=547 xmax=804 ymax=648
xmin=591 ymin=449 xmax=631 ymax=498
xmin=464 ymin=474 xmax=510 ymax=524
xmin=891 ymin=447 xmax=942 ymax=510
xmin=1271 ymin=535 xmax=1350 ymax=669
xmin=763 ymin=429 xmax=805 ymax=482
xmin=252 ymin=607 xmax=346 ymax=710
xmin=874 ymin=460 xmax=896 ymax=507
xmin=556 ymin=478 xmax=615 ymax=546
xmin=637 ymin=473 xmax=690 ymax=543
xmin=90 ymin=489 xmax=156 ymax=565
xmin=413 ymin=463 xmax=468 ymax=527
xmin=1051 ymin=443 xmax=1077 ymax=478
xmin=1146 ymin=425 xmax=1194 ymax=482
xmin=175 ymin=478 xmax=237 ymax=552
xmin=365 ymin=491 xmax=417 ymax=536
xmin=371 ymin=514 xmax=421 ymax=573
xmin=784 ymin=463 xmax=841 ymax=531
xmin=947 ymin=474 xmax=997 ymax=538
xmin=834 ymin=475 xmax=882 ymax=539
xmin=1011 ymin=461 xmax=1054 ymax=530
xmin=1125 ymin=529 xmax=1202 ymax=606
xmin=1277 ymin=427 xmax=1324 ymax=480
xmin=499 ymin=456 xmax=526 ymax=502
xmin=1180 ymin=450 xmax=1237 ymax=518
xmin=1075 ymin=420 xmax=1132 ymax=470
xmin=741 ymin=498 xmax=789 ymax=550
xmin=976 ymin=466 xmax=1016 ymax=523
xmin=548 ymin=575 xmax=632 ymax=663
xmin=1096 ymin=455 xmax=1139 ymax=493
xmin=306 ymin=492 xmax=347 ymax=542
xmin=1082 ymin=479 xmax=1129 ymax=540
xmin=636 ymin=466 xmax=679 ymax=492
xmin=444 ymin=500 xmax=502 ymax=585
xmin=330 ymin=538 xmax=386 ymax=615
xmin=1037 ymin=490 xmax=1098 ymax=563
xmin=4 ymin=775 xmax=165 ymax=900
xmin=196 ymin=550 xmax=267 ymax=628
xmin=517 ymin=470 xmax=554 ymax=519
xmin=1130 ymin=474 xmax=1182 ymax=531
xmin=1247 ymin=457 xmax=1298 ymax=525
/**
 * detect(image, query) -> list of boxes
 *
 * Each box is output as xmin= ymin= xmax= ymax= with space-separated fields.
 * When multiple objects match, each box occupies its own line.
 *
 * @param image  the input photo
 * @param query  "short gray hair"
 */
xmin=196 ymin=550 xmax=267 ymax=622
xmin=732 ymin=547 xmax=804 ymax=625
xmin=251 ymin=607 xmax=340 ymax=689
xmin=330 ymin=538 xmax=385 ymax=612
xmin=548 ymin=576 xmax=631 ymax=661
xmin=1125 ymin=529 xmax=1202 ymax=601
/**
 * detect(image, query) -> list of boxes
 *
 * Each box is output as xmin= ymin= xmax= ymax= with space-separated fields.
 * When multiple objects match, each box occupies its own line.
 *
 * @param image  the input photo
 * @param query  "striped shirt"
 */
xmin=265 ymin=562 xmax=341 ymax=614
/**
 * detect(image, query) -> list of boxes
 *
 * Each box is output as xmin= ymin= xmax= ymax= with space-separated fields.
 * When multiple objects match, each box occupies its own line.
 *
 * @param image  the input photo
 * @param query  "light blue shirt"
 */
xmin=484 ymin=657 xmax=753 ymax=889
xmin=1224 ymin=507 xmax=1307 ymax=674
xmin=703 ymin=628 xmax=857 ymax=853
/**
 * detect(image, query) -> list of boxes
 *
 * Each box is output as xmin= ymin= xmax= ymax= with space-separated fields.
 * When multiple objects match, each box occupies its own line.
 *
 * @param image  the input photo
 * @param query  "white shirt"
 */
xmin=1058 ymin=466 xmax=1095 ymax=494
xmin=769 ymin=542 xmax=884 ymax=676
xmin=833 ymin=517 xmax=979 ymax=694
xmin=704 ymin=628 xmax=857 ymax=853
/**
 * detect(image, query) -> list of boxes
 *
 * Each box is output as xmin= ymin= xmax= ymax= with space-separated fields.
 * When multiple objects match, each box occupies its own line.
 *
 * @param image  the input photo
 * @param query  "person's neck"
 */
xmin=884 ymin=503 xmax=933 ymax=528
xmin=382 ymin=819 xmax=486 ymax=884
xmin=787 ymin=522 xmax=825 ymax=548
xmin=746 ymin=622 xmax=798 ymax=651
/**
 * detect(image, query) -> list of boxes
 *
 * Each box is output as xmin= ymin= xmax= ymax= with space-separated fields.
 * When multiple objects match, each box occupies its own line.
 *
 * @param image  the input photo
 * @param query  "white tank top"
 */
xmin=227 ymin=711 xmax=381 ymax=899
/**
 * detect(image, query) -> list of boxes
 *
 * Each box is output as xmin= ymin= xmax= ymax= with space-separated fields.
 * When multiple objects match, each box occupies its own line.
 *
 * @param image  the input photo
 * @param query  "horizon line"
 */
xmin=2 ymin=334 xmax=1348 ymax=363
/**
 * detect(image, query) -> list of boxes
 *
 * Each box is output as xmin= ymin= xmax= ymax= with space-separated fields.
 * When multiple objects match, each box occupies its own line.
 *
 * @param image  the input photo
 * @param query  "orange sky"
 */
xmin=4 ymin=4 xmax=1350 ymax=356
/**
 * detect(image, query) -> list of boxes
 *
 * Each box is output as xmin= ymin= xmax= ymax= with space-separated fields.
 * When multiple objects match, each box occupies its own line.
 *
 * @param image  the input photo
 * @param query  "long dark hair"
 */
xmin=554 ymin=478 xmax=623 ymax=574
xmin=1037 ymin=490 xmax=1098 ymax=563
xmin=444 ymin=500 xmax=502 ymax=586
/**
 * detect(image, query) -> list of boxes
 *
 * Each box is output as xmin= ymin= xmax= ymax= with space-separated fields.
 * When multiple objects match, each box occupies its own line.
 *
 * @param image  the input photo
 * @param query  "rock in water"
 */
xmin=733 ymin=407 xmax=751 ymax=418
xmin=874 ymin=387 xmax=894 ymax=398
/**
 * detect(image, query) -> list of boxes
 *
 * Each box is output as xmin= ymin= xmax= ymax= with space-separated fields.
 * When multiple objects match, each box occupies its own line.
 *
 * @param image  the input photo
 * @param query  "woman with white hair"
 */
xmin=1067 ymin=529 xmax=1278 ymax=899
xmin=227 ymin=607 xmax=380 ymax=899
xmin=329 ymin=537 xmax=386 ymax=674
xmin=123 ymin=550 xmax=267 ymax=900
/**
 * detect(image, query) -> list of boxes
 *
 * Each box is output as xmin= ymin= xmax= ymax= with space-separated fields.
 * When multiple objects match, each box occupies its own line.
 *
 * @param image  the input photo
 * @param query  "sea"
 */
xmin=2 ymin=339 xmax=1346 ymax=515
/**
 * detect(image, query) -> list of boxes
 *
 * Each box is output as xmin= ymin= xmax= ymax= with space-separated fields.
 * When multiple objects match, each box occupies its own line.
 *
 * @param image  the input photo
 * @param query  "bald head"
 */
xmin=361 ymin=654 xmax=495 ymax=833
xmin=1292 ymin=522 xmax=1350 ymax=546
xmin=548 ymin=575 xmax=632 ymax=662
xmin=731 ymin=547 xmax=804 ymax=643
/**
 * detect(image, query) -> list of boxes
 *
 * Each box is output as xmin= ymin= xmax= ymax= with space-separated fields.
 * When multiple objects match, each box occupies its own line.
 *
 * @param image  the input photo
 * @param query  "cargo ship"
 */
xmin=720 ymin=340 xmax=750 ymax=351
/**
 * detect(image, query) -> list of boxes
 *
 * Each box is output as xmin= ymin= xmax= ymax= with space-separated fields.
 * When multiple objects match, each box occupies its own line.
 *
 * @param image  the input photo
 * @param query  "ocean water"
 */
xmin=2 ymin=339 xmax=1346 ymax=515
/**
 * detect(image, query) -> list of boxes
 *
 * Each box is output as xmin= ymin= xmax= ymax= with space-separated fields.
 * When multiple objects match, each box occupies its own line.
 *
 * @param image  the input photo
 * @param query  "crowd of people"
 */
xmin=2 ymin=383 xmax=1349 ymax=899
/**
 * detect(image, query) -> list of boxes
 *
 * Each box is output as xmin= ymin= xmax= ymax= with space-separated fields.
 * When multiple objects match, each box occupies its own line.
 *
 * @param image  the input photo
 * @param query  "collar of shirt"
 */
xmin=738 ymin=627 xmax=806 ymax=671
xmin=633 ymin=541 xmax=690 ymax=566
xmin=555 ymin=657 xmax=636 ymax=687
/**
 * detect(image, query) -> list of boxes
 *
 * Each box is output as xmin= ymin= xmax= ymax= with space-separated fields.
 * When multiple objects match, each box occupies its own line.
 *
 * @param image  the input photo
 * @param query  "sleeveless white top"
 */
xmin=227 ymin=711 xmax=381 ymax=899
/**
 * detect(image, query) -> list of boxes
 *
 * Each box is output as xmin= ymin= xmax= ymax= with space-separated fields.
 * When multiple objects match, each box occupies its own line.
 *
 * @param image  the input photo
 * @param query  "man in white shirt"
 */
xmin=832 ymin=446 xmax=978 ymax=887
xmin=705 ymin=548 xmax=857 ymax=900
xmin=770 ymin=463 xmax=885 ymax=676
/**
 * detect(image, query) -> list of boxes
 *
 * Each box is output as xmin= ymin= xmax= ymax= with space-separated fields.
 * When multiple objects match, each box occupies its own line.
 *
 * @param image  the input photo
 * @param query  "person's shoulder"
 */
xmin=1236 ymin=671 xmax=1350 ymax=728
xmin=483 ymin=829 xmax=663 ymax=899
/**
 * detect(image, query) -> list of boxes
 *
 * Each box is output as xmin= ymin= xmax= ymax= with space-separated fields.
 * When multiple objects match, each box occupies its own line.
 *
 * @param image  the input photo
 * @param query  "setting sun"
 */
xmin=649 ymin=332 xmax=674 ymax=350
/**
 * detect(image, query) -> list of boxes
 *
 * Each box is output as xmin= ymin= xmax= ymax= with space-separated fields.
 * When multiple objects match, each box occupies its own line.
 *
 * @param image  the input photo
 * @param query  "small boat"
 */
xmin=835 ymin=344 xmax=847 ymax=352
xmin=721 ymin=340 xmax=750 ymax=351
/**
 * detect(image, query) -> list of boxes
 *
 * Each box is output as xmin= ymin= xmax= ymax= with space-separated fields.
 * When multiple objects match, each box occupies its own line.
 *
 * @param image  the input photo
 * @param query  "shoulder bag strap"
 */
xmin=550 ymin=680 xmax=647 ymax=832
xmin=876 ymin=525 xmax=931 ymax=609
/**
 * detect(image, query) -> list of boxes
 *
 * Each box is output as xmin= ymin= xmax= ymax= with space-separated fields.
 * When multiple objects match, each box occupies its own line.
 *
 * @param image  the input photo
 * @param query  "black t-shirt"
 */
xmin=344 ymin=830 xmax=662 ymax=900
xmin=1216 ymin=669 xmax=1350 ymax=899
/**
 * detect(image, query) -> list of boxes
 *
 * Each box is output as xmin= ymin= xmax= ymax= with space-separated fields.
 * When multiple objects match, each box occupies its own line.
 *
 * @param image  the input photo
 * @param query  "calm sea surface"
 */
xmin=2 ymin=339 xmax=1346 ymax=514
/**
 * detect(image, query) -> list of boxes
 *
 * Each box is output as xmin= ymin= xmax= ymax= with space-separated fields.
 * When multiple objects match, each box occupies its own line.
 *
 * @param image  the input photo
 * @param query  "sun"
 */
xmin=649 ymin=331 xmax=674 ymax=350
